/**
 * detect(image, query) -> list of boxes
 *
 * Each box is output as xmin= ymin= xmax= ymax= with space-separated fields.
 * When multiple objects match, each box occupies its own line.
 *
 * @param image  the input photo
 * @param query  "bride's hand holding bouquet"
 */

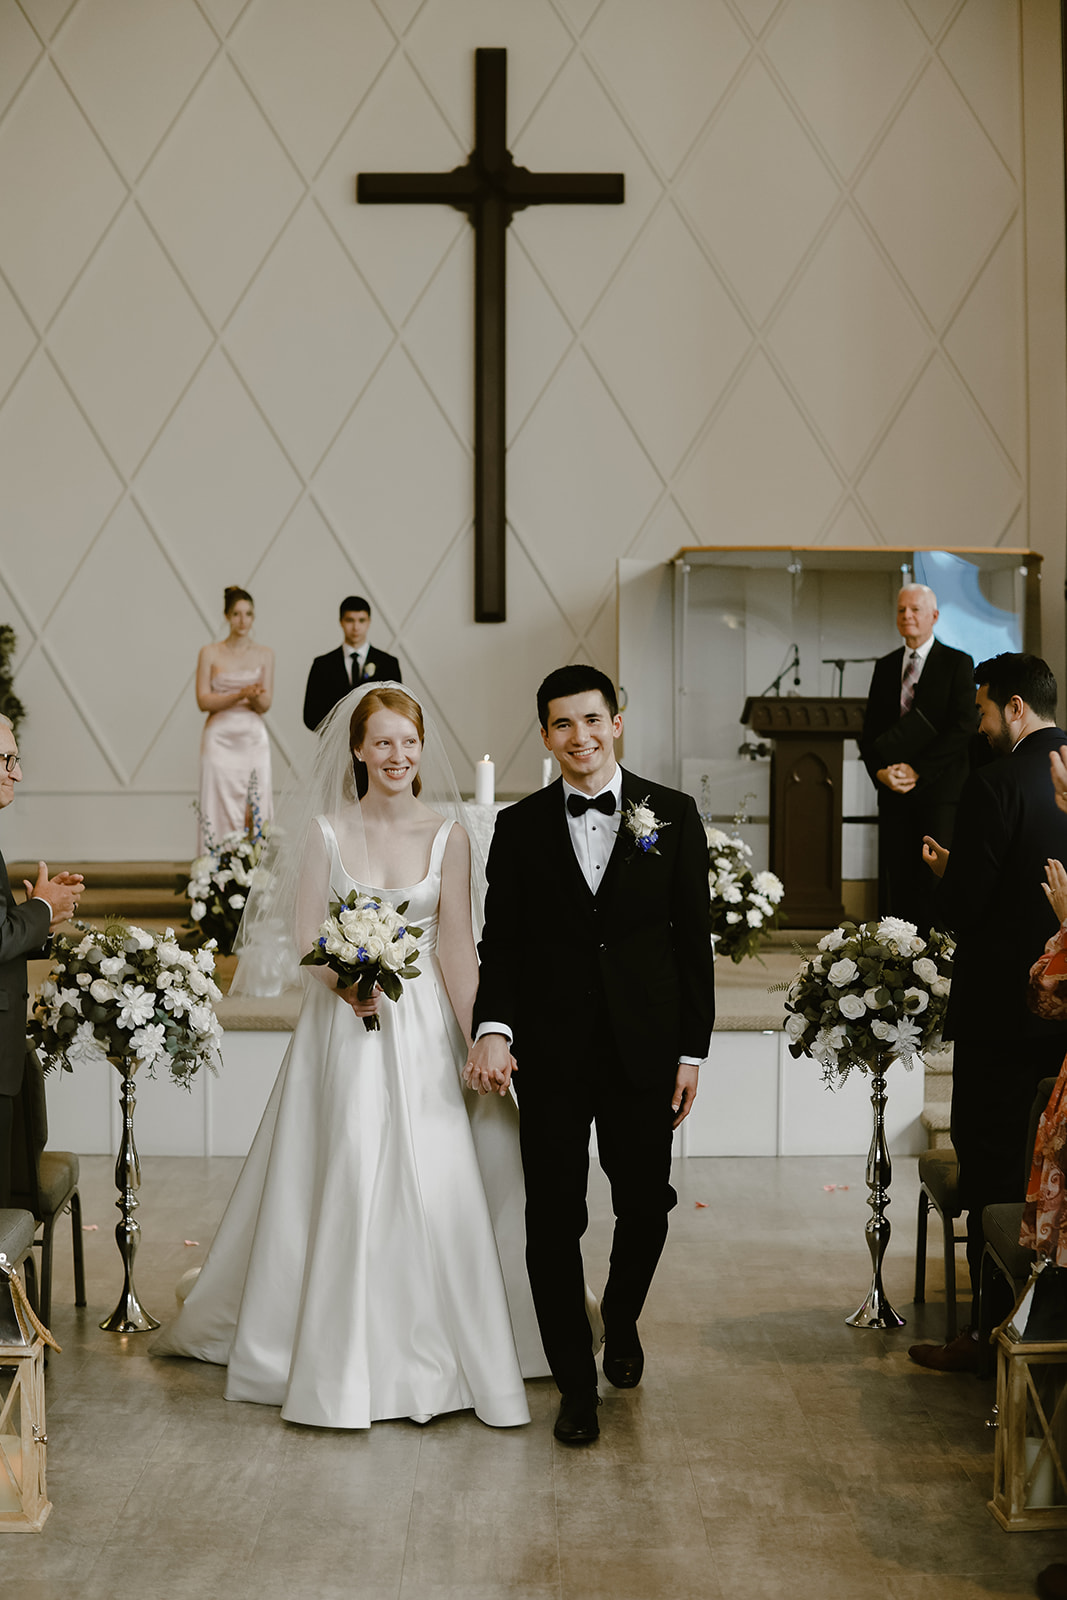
xmin=301 ymin=891 xmax=423 ymax=1032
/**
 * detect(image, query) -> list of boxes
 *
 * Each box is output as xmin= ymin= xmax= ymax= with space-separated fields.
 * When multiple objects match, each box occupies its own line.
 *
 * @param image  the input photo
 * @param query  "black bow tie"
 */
xmin=567 ymin=791 xmax=616 ymax=818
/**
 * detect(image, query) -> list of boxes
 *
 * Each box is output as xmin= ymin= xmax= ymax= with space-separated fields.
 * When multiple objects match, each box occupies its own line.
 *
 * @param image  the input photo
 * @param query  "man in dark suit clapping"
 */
xmin=909 ymin=655 xmax=1067 ymax=1370
xmin=0 ymin=715 xmax=81 ymax=1205
xmin=465 ymin=666 xmax=715 ymax=1443
xmin=860 ymin=585 xmax=976 ymax=933
xmin=302 ymin=596 xmax=401 ymax=732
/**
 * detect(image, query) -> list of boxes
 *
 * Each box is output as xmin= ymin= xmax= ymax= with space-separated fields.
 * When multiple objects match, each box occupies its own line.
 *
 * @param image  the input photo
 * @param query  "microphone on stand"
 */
xmin=761 ymin=643 xmax=801 ymax=697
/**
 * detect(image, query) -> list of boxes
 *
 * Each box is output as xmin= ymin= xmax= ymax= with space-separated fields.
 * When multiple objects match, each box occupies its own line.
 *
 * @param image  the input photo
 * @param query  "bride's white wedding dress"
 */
xmin=152 ymin=815 xmax=548 ymax=1428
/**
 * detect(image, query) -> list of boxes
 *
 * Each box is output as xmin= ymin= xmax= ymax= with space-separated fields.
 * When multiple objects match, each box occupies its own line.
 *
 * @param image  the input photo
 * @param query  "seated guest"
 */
xmin=303 ymin=596 xmax=401 ymax=732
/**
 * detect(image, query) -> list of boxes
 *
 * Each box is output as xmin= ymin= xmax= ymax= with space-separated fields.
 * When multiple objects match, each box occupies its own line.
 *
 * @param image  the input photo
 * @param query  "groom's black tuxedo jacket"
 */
xmin=0 ymin=846 xmax=49 ymax=1096
xmin=473 ymin=772 xmax=715 ymax=1086
xmin=302 ymin=644 xmax=402 ymax=732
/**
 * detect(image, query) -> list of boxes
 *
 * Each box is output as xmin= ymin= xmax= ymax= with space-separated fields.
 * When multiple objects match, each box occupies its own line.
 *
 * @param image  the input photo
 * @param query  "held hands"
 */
xmin=922 ymin=836 xmax=949 ymax=878
xmin=877 ymin=763 xmax=918 ymax=794
xmin=463 ymin=1033 xmax=515 ymax=1096
xmin=23 ymin=862 xmax=83 ymax=928
xmin=1043 ymin=859 xmax=1067 ymax=925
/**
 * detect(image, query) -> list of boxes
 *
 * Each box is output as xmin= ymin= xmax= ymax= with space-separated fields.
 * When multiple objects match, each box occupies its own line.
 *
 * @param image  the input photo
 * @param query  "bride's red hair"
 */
xmin=349 ymin=688 xmax=424 ymax=799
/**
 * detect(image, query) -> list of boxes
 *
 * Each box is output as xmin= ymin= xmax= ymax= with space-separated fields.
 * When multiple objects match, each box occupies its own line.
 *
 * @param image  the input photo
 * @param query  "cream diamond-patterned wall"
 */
xmin=0 ymin=0 xmax=1059 ymax=856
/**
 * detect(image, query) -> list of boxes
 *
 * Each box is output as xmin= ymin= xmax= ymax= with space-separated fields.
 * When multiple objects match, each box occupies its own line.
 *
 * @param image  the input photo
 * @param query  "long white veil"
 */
xmin=231 ymin=682 xmax=486 ymax=997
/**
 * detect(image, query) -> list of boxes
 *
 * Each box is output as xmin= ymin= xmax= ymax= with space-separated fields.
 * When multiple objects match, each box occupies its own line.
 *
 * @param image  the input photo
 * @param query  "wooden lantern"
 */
xmin=990 ymin=1328 xmax=1067 ymax=1531
xmin=0 ymin=1339 xmax=50 ymax=1532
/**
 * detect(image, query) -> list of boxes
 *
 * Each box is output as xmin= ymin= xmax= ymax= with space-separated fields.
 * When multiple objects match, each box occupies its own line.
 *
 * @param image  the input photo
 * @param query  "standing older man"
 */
xmin=0 ymin=715 xmax=81 ymax=1205
xmin=860 ymin=584 xmax=975 ymax=932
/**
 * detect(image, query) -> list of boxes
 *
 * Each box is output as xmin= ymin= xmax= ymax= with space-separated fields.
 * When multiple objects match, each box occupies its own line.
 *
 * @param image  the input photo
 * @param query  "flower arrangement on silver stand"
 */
xmin=29 ymin=921 xmax=223 ymax=1332
xmin=184 ymin=781 xmax=270 ymax=956
xmin=782 ymin=916 xmax=954 ymax=1328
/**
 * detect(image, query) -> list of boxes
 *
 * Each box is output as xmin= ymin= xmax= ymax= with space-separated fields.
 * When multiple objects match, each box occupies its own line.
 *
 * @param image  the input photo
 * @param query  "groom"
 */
xmin=467 ymin=665 xmax=714 ymax=1444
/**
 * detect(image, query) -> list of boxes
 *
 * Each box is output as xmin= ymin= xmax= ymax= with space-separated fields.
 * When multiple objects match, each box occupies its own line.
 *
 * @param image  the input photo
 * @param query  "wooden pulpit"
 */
xmin=741 ymin=696 xmax=867 ymax=927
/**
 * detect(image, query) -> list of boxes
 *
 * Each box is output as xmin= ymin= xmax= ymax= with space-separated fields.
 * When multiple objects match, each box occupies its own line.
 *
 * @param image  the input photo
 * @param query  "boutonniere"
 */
xmin=623 ymin=796 xmax=667 ymax=857
xmin=364 ymin=661 xmax=376 ymax=678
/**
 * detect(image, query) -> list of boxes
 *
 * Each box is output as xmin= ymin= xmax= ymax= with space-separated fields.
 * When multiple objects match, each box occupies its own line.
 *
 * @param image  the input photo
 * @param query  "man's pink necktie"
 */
xmin=900 ymin=651 xmax=919 ymax=715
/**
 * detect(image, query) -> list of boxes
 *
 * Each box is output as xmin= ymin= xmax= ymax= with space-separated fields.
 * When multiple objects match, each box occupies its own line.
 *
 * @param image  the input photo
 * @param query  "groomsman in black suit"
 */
xmin=466 ymin=666 xmax=715 ymax=1443
xmin=0 ymin=715 xmax=81 ymax=1205
xmin=909 ymin=654 xmax=1067 ymax=1370
xmin=860 ymin=585 xmax=976 ymax=932
xmin=302 ymin=596 xmax=402 ymax=732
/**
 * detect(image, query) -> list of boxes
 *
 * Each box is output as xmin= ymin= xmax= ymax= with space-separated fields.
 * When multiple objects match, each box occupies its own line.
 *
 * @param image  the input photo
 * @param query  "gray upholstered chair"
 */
xmin=914 ymin=1146 xmax=967 ymax=1340
xmin=10 ymin=1049 xmax=85 ymax=1329
xmin=0 ymin=1207 xmax=38 ymax=1311
xmin=976 ymin=1075 xmax=1060 ymax=1361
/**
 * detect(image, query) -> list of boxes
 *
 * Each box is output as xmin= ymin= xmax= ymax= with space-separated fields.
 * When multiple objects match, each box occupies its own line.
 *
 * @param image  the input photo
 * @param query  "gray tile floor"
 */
xmin=5 ymin=1151 xmax=1063 ymax=1599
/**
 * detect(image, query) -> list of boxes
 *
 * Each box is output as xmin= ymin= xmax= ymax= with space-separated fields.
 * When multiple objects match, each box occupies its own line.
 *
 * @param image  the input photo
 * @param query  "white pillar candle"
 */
xmin=474 ymin=754 xmax=495 ymax=806
xmin=541 ymin=756 xmax=554 ymax=788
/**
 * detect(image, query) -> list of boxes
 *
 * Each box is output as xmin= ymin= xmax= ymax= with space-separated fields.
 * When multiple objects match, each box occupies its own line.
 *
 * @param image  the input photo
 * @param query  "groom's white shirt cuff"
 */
xmin=475 ymin=1021 xmax=512 ymax=1044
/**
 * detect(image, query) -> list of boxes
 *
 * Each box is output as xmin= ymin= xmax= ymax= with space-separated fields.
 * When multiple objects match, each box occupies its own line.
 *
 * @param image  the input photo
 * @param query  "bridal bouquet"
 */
xmin=706 ymin=824 xmax=784 ymax=963
xmin=184 ymin=814 xmax=270 ymax=955
xmin=301 ymin=890 xmax=424 ymax=1031
xmin=782 ymin=916 xmax=954 ymax=1082
xmin=30 ymin=920 xmax=224 ymax=1086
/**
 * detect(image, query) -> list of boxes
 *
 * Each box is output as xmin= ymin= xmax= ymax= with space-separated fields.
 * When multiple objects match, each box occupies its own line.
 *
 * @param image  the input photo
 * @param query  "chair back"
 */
xmin=1024 ymin=1076 xmax=1060 ymax=1189
xmin=10 ymin=1049 xmax=47 ymax=1210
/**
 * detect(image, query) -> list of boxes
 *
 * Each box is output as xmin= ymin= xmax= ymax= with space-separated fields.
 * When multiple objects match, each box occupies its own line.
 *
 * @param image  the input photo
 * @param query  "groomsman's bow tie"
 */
xmin=567 ymin=792 xmax=616 ymax=818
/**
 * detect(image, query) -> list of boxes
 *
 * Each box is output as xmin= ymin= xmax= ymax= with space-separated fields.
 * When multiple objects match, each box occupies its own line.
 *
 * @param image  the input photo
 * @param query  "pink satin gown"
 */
xmin=197 ymin=670 xmax=272 ymax=852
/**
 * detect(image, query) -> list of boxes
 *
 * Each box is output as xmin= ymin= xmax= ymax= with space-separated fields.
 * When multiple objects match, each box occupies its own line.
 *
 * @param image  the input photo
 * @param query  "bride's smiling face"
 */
xmin=355 ymin=708 xmax=422 ymax=794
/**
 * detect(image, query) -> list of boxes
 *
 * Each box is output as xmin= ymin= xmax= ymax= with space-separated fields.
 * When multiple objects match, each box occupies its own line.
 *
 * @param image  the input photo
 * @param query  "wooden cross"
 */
xmin=357 ymin=48 xmax=625 ymax=622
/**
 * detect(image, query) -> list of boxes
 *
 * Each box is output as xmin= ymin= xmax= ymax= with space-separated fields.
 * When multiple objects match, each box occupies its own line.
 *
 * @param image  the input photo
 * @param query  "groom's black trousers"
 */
xmin=512 ymin=1011 xmax=678 ymax=1394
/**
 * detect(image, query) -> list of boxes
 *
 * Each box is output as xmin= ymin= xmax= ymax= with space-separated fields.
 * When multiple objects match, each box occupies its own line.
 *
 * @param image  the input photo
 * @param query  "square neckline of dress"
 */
xmin=317 ymin=813 xmax=452 ymax=893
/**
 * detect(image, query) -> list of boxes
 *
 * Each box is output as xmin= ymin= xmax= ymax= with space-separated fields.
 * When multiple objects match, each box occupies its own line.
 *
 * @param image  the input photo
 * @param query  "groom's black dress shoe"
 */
xmin=603 ymin=1327 xmax=644 ymax=1389
xmin=554 ymin=1390 xmax=601 ymax=1444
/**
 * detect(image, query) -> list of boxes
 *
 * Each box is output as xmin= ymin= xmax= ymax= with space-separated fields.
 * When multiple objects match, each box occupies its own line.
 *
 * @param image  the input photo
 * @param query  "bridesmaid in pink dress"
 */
xmin=196 ymin=586 xmax=274 ymax=852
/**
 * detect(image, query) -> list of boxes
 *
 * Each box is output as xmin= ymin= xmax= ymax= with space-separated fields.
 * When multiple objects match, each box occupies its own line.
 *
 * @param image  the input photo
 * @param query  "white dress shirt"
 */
xmin=561 ymin=767 xmax=623 ymax=893
xmin=345 ymin=645 xmax=367 ymax=685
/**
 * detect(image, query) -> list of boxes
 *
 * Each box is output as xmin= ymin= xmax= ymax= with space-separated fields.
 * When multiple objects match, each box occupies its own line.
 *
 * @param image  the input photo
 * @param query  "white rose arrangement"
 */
xmin=301 ymin=891 xmax=424 ymax=1032
xmin=184 ymin=782 xmax=269 ymax=954
xmin=30 ymin=920 xmax=223 ymax=1086
xmin=781 ymin=916 xmax=954 ymax=1081
xmin=706 ymin=824 xmax=785 ymax=964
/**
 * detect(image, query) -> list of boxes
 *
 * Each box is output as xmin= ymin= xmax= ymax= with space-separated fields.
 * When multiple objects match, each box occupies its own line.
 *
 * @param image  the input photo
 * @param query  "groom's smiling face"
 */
xmin=542 ymin=690 xmax=622 ymax=793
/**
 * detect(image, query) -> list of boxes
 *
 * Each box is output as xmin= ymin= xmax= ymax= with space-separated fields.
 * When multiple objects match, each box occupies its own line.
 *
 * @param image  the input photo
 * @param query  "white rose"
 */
xmin=912 ymin=957 xmax=939 ymax=984
xmin=155 ymin=970 xmax=175 ymax=989
xmin=931 ymin=976 xmax=951 ymax=997
xmin=827 ymin=959 xmax=858 ymax=987
xmin=817 ymin=929 xmax=846 ymax=952
xmin=99 ymin=955 xmax=126 ymax=978
xmin=157 ymin=943 xmax=183 ymax=968
xmin=362 ymin=934 xmax=386 ymax=962
xmin=90 ymin=978 xmax=118 ymax=1003
xmin=379 ymin=940 xmax=407 ymax=972
xmin=863 ymin=987 xmax=884 ymax=1010
xmin=838 ymin=993 xmax=866 ymax=1020
xmin=76 ymin=971 xmax=93 ymax=988
xmin=871 ymin=1019 xmax=897 ymax=1042
xmin=785 ymin=1013 xmax=807 ymax=1040
xmin=187 ymin=1004 xmax=215 ymax=1035
xmin=903 ymin=987 xmax=929 ymax=1014
xmin=187 ymin=970 xmax=211 ymax=996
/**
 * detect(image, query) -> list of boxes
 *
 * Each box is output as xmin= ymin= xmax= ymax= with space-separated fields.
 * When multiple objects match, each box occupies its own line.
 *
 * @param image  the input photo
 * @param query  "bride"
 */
xmin=153 ymin=682 xmax=548 ymax=1428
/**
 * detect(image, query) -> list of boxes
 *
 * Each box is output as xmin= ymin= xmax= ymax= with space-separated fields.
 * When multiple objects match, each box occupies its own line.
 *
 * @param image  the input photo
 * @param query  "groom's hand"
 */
xmin=671 ymin=1062 xmax=699 ymax=1129
xmin=464 ymin=1033 xmax=513 ymax=1096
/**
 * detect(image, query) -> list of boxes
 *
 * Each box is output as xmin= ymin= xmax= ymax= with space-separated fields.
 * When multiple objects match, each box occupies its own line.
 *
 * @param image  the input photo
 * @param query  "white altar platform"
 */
xmin=38 ymin=947 xmax=925 ymax=1163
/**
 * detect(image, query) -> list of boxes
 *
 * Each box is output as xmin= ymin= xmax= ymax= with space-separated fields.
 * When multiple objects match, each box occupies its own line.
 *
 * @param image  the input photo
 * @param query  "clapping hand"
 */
xmin=1051 ymin=748 xmax=1067 ymax=815
xmin=1043 ymin=859 xmax=1067 ymax=925
xmin=922 ymin=835 xmax=949 ymax=877
xmin=24 ymin=862 xmax=83 ymax=928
